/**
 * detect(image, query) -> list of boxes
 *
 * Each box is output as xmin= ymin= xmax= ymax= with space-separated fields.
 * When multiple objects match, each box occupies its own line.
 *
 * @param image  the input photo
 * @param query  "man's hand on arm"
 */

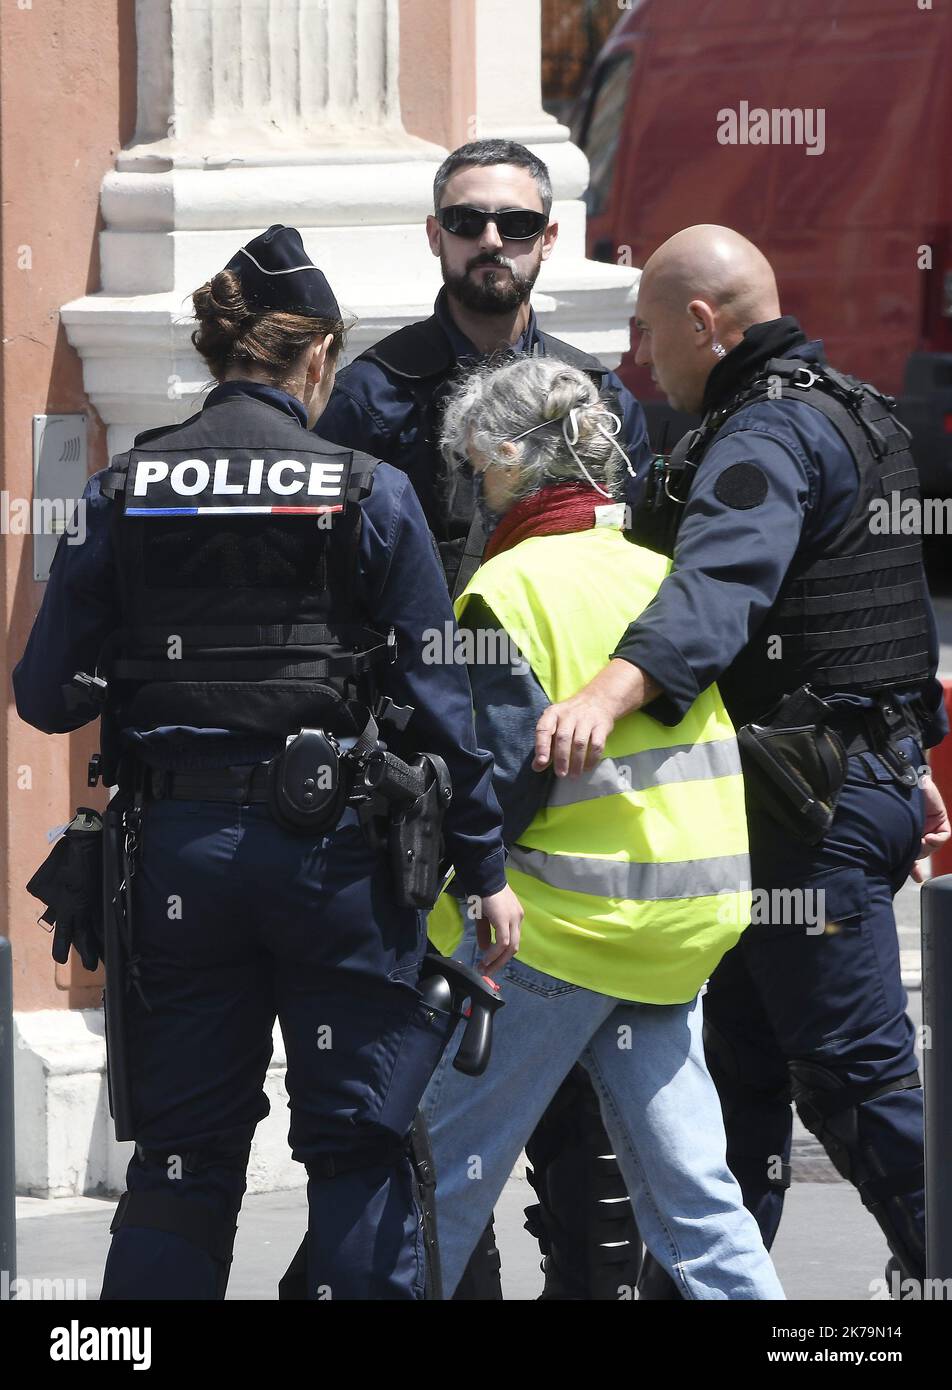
xmin=532 ymin=659 xmax=661 ymax=778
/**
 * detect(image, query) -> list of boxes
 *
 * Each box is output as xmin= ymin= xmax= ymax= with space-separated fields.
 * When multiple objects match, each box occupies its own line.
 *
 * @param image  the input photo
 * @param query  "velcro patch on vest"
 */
xmin=713 ymin=460 xmax=769 ymax=510
xmin=123 ymin=447 xmax=353 ymax=516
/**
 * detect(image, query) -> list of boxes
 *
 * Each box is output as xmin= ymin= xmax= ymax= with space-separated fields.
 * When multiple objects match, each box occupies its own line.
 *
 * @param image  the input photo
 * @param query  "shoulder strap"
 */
xmin=360 ymin=316 xmax=456 ymax=381
xmin=746 ymin=358 xmax=915 ymax=476
xmin=534 ymin=330 xmax=609 ymax=382
xmin=345 ymin=449 xmax=381 ymax=503
xmin=451 ymin=513 xmax=488 ymax=601
xmin=99 ymin=454 xmax=130 ymax=500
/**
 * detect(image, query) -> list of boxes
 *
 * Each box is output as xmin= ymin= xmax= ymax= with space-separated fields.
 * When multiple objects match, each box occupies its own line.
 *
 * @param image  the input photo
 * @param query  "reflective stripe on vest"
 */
xmin=507 ymin=846 xmax=751 ymax=902
xmin=451 ymin=526 xmax=751 ymax=1004
xmin=546 ymin=737 xmax=742 ymax=808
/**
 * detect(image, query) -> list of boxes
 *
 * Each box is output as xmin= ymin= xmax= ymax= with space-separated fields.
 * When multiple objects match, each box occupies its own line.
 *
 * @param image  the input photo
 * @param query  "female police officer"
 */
xmin=13 ymin=225 xmax=522 ymax=1301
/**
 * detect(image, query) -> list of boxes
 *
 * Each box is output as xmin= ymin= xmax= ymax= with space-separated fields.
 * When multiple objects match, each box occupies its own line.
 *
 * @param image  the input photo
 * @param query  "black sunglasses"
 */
xmin=437 ymin=205 xmax=548 ymax=241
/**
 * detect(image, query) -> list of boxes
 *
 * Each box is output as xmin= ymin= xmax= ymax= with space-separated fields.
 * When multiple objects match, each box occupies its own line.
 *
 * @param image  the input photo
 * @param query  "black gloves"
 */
xmin=26 ymin=807 xmax=104 ymax=972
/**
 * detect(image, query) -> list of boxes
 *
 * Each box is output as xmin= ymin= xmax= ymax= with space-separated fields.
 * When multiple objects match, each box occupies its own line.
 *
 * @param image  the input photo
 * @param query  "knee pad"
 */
xmin=789 ymin=1062 xmax=920 ymax=1178
xmin=790 ymin=1060 xmax=924 ymax=1279
xmin=111 ymin=1140 xmax=252 ymax=1296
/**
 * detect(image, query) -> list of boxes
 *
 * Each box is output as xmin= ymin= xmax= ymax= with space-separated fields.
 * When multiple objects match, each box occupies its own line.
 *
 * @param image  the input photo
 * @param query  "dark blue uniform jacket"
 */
xmin=610 ymin=327 xmax=948 ymax=746
xmin=12 ymin=380 xmax=508 ymax=900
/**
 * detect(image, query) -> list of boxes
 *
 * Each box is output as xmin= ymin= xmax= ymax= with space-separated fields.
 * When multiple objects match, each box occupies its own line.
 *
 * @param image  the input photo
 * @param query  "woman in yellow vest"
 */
xmin=421 ymin=355 xmax=784 ymax=1299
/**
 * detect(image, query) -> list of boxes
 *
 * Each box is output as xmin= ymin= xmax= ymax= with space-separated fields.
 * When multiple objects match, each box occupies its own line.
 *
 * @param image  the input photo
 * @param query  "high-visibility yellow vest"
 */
xmin=428 ymin=524 xmax=751 ymax=1004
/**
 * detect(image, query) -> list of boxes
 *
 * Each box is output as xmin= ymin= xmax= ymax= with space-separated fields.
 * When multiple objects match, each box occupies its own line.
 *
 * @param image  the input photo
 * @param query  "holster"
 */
xmin=737 ymin=686 xmax=848 ymax=845
xmin=389 ymin=754 xmax=452 ymax=910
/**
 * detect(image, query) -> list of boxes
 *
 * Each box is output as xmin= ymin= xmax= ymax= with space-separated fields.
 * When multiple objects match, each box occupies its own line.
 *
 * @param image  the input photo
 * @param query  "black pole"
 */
xmin=922 ymin=875 xmax=952 ymax=1281
xmin=0 ymin=936 xmax=15 ymax=1296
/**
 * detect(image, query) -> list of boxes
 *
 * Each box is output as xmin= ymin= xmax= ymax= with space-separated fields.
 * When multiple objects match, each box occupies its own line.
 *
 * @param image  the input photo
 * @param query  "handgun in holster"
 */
xmin=736 ymin=685 xmax=848 ymax=845
xmin=265 ymin=692 xmax=453 ymax=910
xmin=361 ymin=748 xmax=453 ymax=910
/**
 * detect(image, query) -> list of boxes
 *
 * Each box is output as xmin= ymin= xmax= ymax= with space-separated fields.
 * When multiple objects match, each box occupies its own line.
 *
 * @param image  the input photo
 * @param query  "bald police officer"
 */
xmin=534 ymin=225 xmax=950 ymax=1295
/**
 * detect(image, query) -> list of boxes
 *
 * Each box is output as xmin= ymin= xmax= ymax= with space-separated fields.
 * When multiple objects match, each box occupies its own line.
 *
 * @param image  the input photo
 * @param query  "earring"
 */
xmin=712 ymin=341 xmax=727 ymax=359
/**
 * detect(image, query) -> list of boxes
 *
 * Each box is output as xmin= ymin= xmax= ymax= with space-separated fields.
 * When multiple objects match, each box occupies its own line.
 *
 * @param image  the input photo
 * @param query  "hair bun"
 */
xmin=542 ymin=367 xmax=595 ymax=422
xmin=192 ymin=269 xmax=257 ymax=344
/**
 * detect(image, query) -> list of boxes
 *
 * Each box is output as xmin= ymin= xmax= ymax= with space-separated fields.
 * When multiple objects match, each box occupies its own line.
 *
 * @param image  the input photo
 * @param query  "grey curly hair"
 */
xmin=439 ymin=355 xmax=629 ymax=508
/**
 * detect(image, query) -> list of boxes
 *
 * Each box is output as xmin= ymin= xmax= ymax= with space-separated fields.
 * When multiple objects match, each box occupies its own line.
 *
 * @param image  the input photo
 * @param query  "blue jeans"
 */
xmin=421 ymin=923 xmax=785 ymax=1300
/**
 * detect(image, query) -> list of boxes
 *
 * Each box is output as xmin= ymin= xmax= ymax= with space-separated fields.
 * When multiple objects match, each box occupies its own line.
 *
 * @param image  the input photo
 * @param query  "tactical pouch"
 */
xmin=737 ymin=687 xmax=848 ymax=845
xmin=267 ymin=728 xmax=350 ymax=834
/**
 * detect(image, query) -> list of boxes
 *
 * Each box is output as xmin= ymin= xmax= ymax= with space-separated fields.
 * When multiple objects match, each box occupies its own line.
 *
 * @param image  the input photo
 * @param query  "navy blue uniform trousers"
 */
xmin=100 ymin=799 xmax=454 ymax=1301
xmin=703 ymin=738 xmax=926 ymax=1272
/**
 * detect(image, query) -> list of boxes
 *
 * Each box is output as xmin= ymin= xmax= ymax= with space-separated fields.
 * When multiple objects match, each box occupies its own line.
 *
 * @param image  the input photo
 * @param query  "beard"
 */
xmin=442 ymin=250 xmax=541 ymax=315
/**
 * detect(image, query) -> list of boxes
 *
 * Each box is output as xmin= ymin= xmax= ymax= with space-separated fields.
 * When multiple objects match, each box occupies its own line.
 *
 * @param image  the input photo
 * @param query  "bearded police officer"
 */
xmin=318 ymin=139 xmax=653 ymax=1300
xmin=533 ymin=224 xmax=950 ymax=1295
xmin=319 ymin=138 xmax=650 ymax=596
xmin=14 ymin=225 xmax=522 ymax=1301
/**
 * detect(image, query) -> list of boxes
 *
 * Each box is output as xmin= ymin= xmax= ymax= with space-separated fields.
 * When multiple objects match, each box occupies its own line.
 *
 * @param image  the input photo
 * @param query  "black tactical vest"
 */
xmin=631 ymin=357 xmax=933 ymax=713
xmin=98 ymin=393 xmax=391 ymax=743
xmin=359 ymin=312 xmax=619 ymax=591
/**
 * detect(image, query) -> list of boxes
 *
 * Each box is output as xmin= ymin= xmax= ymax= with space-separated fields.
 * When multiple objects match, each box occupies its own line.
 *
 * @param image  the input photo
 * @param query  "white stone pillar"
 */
xmin=469 ymin=0 xmax=637 ymax=363
xmin=63 ymin=0 xmax=448 ymax=455
xmin=64 ymin=0 xmax=636 ymax=459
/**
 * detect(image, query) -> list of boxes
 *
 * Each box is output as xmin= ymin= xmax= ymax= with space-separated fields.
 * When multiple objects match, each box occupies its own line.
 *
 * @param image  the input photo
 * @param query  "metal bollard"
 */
xmin=922 ymin=875 xmax=952 ymax=1280
xmin=928 ymin=681 xmax=952 ymax=877
xmin=0 ymin=937 xmax=15 ymax=1295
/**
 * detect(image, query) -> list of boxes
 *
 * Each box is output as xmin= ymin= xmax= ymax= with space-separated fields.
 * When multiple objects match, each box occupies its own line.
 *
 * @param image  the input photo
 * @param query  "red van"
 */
xmin=572 ymin=0 xmax=952 ymax=494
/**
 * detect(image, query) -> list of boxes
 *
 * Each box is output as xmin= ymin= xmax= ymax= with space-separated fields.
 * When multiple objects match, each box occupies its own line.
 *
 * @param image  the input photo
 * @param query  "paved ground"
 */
xmin=14 ymin=1172 xmax=892 ymax=1302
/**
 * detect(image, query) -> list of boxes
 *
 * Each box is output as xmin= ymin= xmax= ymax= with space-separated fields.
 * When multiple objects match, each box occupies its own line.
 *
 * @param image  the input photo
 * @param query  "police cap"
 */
xmin=225 ymin=224 xmax=341 ymax=319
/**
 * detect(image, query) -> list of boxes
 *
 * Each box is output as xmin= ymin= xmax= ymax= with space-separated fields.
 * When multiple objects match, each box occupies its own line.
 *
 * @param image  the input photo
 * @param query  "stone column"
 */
xmin=63 ymin=0 xmax=448 ymax=456
xmin=64 ymin=0 xmax=636 ymax=458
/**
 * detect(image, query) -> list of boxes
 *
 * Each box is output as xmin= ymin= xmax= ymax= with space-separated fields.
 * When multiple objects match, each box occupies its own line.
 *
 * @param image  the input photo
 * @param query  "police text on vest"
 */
xmin=132 ymin=458 xmax=344 ymax=498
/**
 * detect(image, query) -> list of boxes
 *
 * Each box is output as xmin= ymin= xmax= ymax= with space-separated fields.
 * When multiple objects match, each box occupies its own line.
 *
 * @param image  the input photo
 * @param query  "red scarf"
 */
xmin=482 ymin=482 xmax=609 ymax=562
